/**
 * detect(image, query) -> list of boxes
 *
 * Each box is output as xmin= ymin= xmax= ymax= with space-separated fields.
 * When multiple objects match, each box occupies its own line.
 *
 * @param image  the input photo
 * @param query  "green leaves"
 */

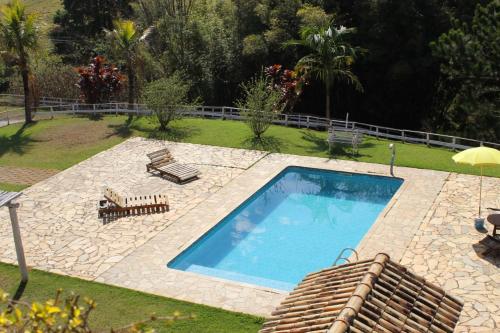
xmin=430 ymin=0 xmax=499 ymax=140
xmin=0 ymin=0 xmax=38 ymax=58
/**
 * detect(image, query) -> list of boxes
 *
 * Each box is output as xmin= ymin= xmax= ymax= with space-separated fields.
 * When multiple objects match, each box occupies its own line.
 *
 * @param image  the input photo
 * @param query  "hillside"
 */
xmin=0 ymin=0 xmax=61 ymax=25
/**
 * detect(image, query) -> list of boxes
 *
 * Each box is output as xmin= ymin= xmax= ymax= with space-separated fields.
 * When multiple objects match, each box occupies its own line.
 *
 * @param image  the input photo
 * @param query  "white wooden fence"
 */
xmin=1 ymin=93 xmax=499 ymax=150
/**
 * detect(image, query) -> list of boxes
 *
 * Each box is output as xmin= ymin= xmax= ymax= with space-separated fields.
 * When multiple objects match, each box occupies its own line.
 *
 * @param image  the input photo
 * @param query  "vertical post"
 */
xmin=8 ymin=203 xmax=28 ymax=282
xmin=402 ymin=131 xmax=406 ymax=143
xmin=375 ymin=126 xmax=379 ymax=139
xmin=345 ymin=113 xmax=349 ymax=129
xmin=479 ymin=166 xmax=483 ymax=218
xmin=285 ymin=114 xmax=288 ymax=126
xmin=222 ymin=107 xmax=225 ymax=120
xmin=426 ymin=133 xmax=430 ymax=147
xmin=452 ymin=137 xmax=457 ymax=150
xmin=306 ymin=116 xmax=310 ymax=129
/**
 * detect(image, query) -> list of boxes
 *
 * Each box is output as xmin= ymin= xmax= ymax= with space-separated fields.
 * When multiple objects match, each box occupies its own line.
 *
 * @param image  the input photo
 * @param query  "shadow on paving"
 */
xmin=472 ymin=236 xmax=500 ymax=268
xmin=0 ymin=122 xmax=39 ymax=158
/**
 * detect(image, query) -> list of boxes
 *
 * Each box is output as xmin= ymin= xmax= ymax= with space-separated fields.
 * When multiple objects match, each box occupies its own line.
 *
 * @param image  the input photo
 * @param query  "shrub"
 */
xmin=142 ymin=73 xmax=192 ymax=131
xmin=236 ymin=74 xmax=284 ymax=139
xmin=0 ymin=289 xmax=187 ymax=332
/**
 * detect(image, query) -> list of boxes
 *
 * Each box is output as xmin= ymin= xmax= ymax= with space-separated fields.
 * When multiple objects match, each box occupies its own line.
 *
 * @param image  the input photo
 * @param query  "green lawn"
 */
xmin=0 ymin=182 xmax=28 ymax=192
xmin=0 ymin=263 xmax=263 ymax=332
xmin=0 ymin=115 xmax=498 ymax=178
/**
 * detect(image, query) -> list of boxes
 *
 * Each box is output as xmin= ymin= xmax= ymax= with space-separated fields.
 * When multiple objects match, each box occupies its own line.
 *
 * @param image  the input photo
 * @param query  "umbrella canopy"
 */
xmin=452 ymin=146 xmax=500 ymax=166
xmin=452 ymin=146 xmax=500 ymax=219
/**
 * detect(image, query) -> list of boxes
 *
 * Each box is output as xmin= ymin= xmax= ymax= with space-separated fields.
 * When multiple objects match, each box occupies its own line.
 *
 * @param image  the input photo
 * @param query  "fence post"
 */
xmin=306 ymin=116 xmax=310 ymax=129
xmin=426 ymin=133 xmax=430 ymax=147
xmin=452 ymin=137 xmax=457 ymax=151
xmin=375 ymin=126 xmax=379 ymax=139
xmin=351 ymin=122 xmax=355 ymax=130
xmin=115 ymin=103 xmax=118 ymax=116
xmin=50 ymin=106 xmax=54 ymax=119
xmin=402 ymin=130 xmax=406 ymax=143
xmin=72 ymin=104 xmax=75 ymax=116
xmin=222 ymin=107 xmax=225 ymax=120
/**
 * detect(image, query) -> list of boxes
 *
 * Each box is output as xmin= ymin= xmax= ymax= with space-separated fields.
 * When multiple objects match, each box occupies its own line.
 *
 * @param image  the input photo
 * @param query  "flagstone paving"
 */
xmin=0 ymin=138 xmax=268 ymax=279
xmin=400 ymin=173 xmax=500 ymax=332
xmin=0 ymin=138 xmax=499 ymax=332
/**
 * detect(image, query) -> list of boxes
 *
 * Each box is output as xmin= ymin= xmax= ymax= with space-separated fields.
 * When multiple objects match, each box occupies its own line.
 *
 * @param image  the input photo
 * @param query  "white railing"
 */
xmin=1 ymin=94 xmax=499 ymax=150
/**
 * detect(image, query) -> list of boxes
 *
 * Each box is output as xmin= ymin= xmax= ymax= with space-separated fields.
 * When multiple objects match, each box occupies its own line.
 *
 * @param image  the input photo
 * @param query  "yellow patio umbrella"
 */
xmin=452 ymin=146 xmax=500 ymax=218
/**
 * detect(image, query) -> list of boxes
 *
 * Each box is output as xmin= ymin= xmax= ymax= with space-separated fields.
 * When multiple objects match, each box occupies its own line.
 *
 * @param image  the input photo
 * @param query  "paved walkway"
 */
xmin=401 ymin=173 xmax=500 ymax=332
xmin=0 ymin=138 xmax=498 ymax=332
xmin=0 ymin=166 xmax=60 ymax=185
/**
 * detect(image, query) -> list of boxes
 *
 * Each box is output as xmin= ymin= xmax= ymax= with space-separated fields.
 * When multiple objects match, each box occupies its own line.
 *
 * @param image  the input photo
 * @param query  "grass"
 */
xmin=0 ymin=262 xmax=264 ymax=332
xmin=0 ymin=115 xmax=499 ymax=177
xmin=0 ymin=182 xmax=28 ymax=192
xmin=0 ymin=0 xmax=61 ymax=26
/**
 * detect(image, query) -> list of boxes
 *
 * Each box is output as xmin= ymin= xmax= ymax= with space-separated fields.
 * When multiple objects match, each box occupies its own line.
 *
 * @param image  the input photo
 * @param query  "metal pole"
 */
xmin=479 ymin=166 xmax=483 ymax=218
xmin=8 ymin=202 xmax=28 ymax=282
xmin=389 ymin=144 xmax=396 ymax=177
xmin=345 ymin=113 xmax=349 ymax=128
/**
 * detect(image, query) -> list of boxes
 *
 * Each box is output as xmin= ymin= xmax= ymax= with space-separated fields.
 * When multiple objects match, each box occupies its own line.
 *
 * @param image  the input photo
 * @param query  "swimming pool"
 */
xmin=168 ymin=166 xmax=403 ymax=291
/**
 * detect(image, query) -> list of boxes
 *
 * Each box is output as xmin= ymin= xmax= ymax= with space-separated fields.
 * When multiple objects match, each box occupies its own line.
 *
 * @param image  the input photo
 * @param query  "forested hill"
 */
xmin=1 ymin=0 xmax=498 ymax=141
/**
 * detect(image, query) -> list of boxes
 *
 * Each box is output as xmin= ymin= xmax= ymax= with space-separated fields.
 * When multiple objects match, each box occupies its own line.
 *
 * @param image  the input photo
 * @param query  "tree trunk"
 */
xmin=127 ymin=59 xmax=134 ymax=106
xmin=21 ymin=64 xmax=32 ymax=124
xmin=325 ymin=81 xmax=331 ymax=119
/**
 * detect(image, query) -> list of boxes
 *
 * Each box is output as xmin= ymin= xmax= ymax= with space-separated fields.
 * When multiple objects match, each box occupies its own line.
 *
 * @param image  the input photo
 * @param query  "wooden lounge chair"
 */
xmin=98 ymin=187 xmax=169 ymax=218
xmin=327 ymin=127 xmax=363 ymax=154
xmin=146 ymin=148 xmax=200 ymax=184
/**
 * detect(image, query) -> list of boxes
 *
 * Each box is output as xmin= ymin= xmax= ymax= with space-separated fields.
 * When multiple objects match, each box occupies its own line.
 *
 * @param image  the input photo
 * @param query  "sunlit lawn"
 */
xmin=0 ymin=262 xmax=263 ymax=332
xmin=0 ymin=115 xmax=498 ymax=179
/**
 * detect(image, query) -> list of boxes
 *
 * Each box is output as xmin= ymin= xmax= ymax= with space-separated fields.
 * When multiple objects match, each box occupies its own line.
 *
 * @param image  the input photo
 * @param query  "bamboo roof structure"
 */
xmin=260 ymin=253 xmax=463 ymax=333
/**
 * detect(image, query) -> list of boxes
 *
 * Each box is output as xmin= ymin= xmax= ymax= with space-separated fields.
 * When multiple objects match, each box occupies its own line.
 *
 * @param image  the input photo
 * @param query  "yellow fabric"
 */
xmin=452 ymin=147 xmax=500 ymax=166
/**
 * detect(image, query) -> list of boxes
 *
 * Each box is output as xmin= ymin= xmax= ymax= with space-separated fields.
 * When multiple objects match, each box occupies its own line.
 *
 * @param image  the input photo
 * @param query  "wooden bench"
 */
xmin=146 ymin=148 xmax=201 ymax=184
xmin=327 ymin=127 xmax=364 ymax=154
xmin=98 ymin=187 xmax=169 ymax=219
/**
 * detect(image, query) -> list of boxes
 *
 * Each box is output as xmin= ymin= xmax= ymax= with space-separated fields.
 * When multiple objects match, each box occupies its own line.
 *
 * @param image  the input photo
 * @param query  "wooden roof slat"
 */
xmin=259 ymin=253 xmax=463 ymax=333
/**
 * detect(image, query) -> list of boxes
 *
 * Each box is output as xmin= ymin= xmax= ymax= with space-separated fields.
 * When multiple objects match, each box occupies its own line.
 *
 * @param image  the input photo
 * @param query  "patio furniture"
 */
xmin=98 ymin=187 xmax=169 ymax=218
xmin=486 ymin=213 xmax=500 ymax=240
xmin=146 ymin=148 xmax=200 ymax=184
xmin=327 ymin=127 xmax=363 ymax=154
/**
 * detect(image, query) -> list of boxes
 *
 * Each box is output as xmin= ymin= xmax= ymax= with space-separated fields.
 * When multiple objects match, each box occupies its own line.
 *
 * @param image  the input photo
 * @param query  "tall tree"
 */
xmin=430 ymin=0 xmax=500 ymax=140
xmin=52 ymin=0 xmax=132 ymax=63
xmin=286 ymin=24 xmax=362 ymax=119
xmin=107 ymin=20 xmax=147 ymax=105
xmin=0 ymin=0 xmax=38 ymax=124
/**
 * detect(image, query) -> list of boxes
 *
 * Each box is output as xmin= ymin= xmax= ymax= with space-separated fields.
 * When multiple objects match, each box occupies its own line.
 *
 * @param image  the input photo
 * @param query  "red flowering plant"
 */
xmin=75 ymin=56 xmax=124 ymax=104
xmin=264 ymin=64 xmax=308 ymax=112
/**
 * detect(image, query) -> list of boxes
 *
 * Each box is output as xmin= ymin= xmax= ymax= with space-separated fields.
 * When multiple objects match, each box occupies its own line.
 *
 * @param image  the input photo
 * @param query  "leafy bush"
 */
xmin=76 ymin=56 xmax=124 ymax=104
xmin=142 ymin=73 xmax=193 ymax=131
xmin=0 ymin=289 xmax=187 ymax=332
xmin=236 ymin=74 xmax=283 ymax=139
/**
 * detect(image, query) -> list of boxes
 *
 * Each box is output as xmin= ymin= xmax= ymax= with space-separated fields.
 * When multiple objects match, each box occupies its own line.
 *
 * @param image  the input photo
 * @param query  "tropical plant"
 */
xmin=76 ymin=56 xmax=124 ymax=104
xmin=0 ymin=0 xmax=38 ymax=123
xmin=52 ymin=0 xmax=133 ymax=64
xmin=236 ymin=73 xmax=284 ymax=139
xmin=107 ymin=19 xmax=151 ymax=106
xmin=0 ymin=288 xmax=188 ymax=332
xmin=142 ymin=73 xmax=193 ymax=131
xmin=264 ymin=64 xmax=308 ymax=112
xmin=286 ymin=24 xmax=363 ymax=119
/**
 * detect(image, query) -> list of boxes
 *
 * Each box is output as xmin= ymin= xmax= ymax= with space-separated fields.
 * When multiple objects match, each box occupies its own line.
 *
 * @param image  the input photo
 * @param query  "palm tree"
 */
xmin=107 ymin=20 xmax=148 ymax=106
xmin=286 ymin=24 xmax=363 ymax=119
xmin=0 ymin=0 xmax=38 ymax=124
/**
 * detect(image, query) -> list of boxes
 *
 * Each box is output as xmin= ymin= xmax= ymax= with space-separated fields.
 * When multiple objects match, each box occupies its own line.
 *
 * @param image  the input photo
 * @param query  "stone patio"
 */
xmin=0 ymin=138 xmax=499 ymax=332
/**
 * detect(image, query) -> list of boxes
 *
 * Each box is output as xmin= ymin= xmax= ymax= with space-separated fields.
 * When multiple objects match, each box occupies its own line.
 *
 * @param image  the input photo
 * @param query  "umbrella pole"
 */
xmin=479 ymin=166 xmax=483 ymax=218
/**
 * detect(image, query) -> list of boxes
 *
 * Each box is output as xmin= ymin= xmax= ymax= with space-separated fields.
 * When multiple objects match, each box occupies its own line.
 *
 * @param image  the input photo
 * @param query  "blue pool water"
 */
xmin=168 ymin=167 xmax=403 ymax=291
